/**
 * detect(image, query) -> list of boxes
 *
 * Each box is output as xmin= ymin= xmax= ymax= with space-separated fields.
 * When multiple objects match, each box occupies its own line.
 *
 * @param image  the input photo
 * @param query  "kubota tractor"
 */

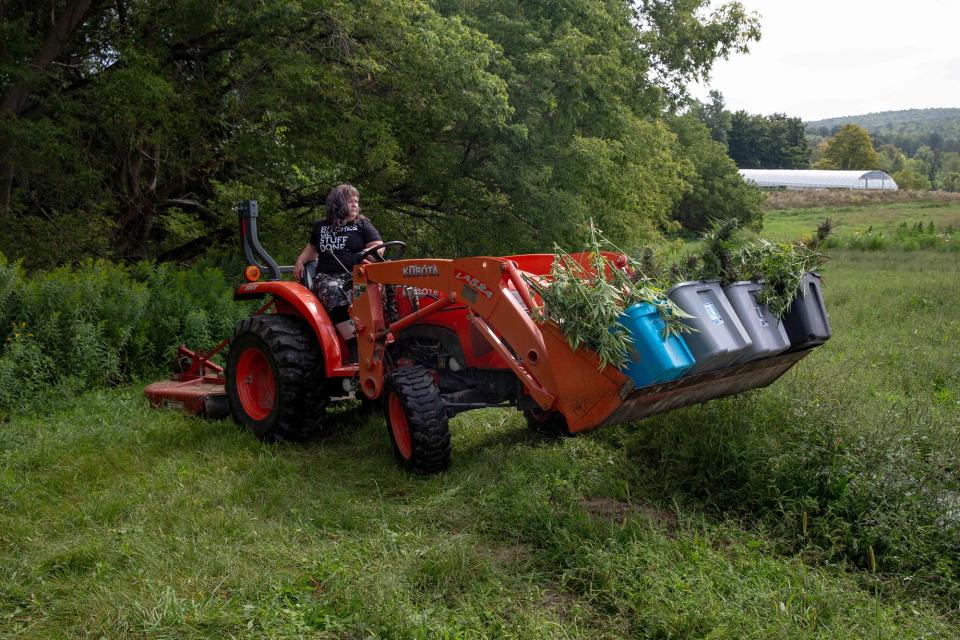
xmin=146 ymin=201 xmax=817 ymax=474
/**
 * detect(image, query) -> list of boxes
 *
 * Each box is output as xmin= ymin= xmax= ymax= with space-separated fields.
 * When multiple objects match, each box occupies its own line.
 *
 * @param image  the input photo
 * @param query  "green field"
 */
xmin=759 ymin=199 xmax=960 ymax=243
xmin=2 ymin=235 xmax=960 ymax=636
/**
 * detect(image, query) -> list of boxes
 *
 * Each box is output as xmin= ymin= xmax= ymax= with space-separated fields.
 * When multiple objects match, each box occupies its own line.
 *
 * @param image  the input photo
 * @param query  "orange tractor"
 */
xmin=146 ymin=201 xmax=817 ymax=474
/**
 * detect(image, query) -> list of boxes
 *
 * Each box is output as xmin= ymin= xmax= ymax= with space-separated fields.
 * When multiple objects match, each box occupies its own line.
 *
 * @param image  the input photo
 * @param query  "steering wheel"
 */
xmin=356 ymin=240 xmax=407 ymax=263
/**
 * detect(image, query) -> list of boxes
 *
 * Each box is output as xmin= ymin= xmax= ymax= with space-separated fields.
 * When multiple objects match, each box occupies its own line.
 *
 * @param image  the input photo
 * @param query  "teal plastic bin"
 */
xmin=616 ymin=302 xmax=695 ymax=388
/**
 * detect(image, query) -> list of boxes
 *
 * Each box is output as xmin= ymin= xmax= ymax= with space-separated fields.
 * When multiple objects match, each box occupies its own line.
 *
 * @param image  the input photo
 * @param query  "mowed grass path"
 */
xmin=2 ymin=250 xmax=959 ymax=638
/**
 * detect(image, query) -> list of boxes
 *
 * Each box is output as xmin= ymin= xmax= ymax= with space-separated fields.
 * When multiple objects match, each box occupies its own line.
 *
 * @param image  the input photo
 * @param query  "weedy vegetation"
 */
xmin=758 ymin=198 xmax=960 ymax=252
xmin=0 ymin=255 xmax=252 ymax=420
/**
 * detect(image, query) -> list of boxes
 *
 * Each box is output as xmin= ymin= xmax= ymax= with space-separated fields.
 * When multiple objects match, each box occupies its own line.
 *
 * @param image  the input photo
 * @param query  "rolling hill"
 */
xmin=805 ymin=108 xmax=960 ymax=154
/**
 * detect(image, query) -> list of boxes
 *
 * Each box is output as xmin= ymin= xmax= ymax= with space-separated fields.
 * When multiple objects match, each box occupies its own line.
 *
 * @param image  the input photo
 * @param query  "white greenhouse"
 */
xmin=739 ymin=169 xmax=898 ymax=191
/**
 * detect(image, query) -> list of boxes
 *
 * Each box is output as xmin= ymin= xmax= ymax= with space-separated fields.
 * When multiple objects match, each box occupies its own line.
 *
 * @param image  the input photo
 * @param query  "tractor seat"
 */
xmin=302 ymin=259 xmax=320 ymax=292
xmin=301 ymin=260 xmax=354 ymax=306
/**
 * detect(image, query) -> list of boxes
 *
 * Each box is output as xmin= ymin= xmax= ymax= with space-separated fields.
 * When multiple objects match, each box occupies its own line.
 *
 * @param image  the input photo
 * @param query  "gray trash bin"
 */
xmin=667 ymin=280 xmax=752 ymax=375
xmin=783 ymin=272 xmax=832 ymax=351
xmin=722 ymin=281 xmax=790 ymax=364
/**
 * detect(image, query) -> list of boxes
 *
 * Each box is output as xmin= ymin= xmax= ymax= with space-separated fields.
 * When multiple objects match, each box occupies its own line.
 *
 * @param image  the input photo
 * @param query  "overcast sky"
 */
xmin=691 ymin=0 xmax=960 ymax=122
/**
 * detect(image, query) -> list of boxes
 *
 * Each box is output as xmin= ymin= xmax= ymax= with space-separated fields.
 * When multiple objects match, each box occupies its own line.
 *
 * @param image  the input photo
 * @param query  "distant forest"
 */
xmin=691 ymin=97 xmax=960 ymax=192
xmin=806 ymin=108 xmax=960 ymax=156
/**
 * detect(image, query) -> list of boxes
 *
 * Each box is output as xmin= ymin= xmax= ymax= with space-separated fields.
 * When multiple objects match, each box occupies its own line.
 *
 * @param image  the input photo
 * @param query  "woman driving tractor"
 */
xmin=292 ymin=184 xmax=383 ymax=329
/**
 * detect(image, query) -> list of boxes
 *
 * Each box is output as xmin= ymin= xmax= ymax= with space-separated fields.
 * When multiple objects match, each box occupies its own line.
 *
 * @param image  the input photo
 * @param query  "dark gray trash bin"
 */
xmin=783 ymin=272 xmax=832 ymax=351
xmin=667 ymin=280 xmax=752 ymax=375
xmin=722 ymin=281 xmax=791 ymax=364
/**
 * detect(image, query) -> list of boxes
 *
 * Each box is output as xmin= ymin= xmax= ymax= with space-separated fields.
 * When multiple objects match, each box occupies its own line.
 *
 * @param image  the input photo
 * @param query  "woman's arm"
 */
xmin=360 ymin=218 xmax=384 ymax=262
xmin=293 ymin=243 xmax=319 ymax=280
xmin=361 ymin=240 xmax=384 ymax=263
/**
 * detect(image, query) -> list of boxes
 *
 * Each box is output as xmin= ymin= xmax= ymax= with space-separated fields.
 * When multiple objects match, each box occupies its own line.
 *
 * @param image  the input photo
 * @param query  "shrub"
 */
xmin=892 ymin=169 xmax=931 ymax=191
xmin=668 ymin=114 xmax=765 ymax=234
xmin=0 ymin=328 xmax=55 ymax=418
xmin=0 ymin=254 xmax=250 ymax=418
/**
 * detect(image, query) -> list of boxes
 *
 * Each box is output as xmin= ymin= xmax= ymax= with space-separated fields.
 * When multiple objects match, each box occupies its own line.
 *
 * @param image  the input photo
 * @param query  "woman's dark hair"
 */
xmin=325 ymin=184 xmax=360 ymax=226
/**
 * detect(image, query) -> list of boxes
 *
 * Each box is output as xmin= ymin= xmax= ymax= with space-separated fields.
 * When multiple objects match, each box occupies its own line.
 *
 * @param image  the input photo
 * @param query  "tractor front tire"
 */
xmin=226 ymin=315 xmax=325 ymax=442
xmin=523 ymin=408 xmax=573 ymax=437
xmin=384 ymin=365 xmax=451 ymax=474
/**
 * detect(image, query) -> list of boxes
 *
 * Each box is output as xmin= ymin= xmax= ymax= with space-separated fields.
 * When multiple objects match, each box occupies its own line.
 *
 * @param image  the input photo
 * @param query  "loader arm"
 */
xmin=350 ymin=257 xmax=635 ymax=431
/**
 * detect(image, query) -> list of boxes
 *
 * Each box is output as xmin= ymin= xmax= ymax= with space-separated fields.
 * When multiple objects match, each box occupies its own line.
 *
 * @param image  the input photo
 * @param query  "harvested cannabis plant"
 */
xmin=733 ymin=239 xmax=828 ymax=318
xmin=699 ymin=218 xmax=742 ymax=283
xmin=529 ymin=223 xmax=689 ymax=370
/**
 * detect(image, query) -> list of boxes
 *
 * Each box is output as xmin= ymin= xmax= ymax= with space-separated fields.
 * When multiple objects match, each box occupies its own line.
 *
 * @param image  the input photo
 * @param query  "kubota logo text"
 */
xmin=401 ymin=264 xmax=440 ymax=277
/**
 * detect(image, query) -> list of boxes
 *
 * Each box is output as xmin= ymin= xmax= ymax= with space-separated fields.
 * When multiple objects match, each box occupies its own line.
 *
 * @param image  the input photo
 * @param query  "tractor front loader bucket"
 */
xmin=594 ymin=348 xmax=810 ymax=430
xmin=353 ymin=256 xmax=812 ymax=435
xmin=532 ymin=323 xmax=810 ymax=433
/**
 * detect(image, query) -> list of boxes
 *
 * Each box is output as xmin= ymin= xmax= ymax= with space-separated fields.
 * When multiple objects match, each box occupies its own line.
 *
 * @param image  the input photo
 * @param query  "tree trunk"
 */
xmin=0 ymin=0 xmax=96 ymax=115
xmin=0 ymin=0 xmax=97 ymax=223
xmin=0 ymin=149 xmax=13 ymax=223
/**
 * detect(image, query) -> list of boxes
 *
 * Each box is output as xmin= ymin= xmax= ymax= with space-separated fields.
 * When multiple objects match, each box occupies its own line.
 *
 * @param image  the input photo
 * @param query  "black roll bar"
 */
xmin=236 ymin=200 xmax=290 ymax=281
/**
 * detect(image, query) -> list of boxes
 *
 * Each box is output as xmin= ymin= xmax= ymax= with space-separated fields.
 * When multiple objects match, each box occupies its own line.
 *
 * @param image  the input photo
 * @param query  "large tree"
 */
xmin=725 ymin=110 xmax=809 ymax=169
xmin=815 ymin=124 xmax=880 ymax=170
xmin=668 ymin=113 xmax=763 ymax=233
xmin=1 ymin=0 xmax=760 ymax=267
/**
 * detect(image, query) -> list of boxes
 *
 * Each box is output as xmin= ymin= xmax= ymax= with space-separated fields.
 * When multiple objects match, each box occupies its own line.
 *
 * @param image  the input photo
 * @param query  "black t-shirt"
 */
xmin=309 ymin=217 xmax=382 ymax=274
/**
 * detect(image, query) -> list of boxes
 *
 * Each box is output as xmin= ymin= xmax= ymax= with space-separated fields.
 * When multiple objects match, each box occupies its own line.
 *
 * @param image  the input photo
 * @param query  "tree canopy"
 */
xmin=687 ymin=94 xmax=808 ymax=170
xmin=814 ymin=125 xmax=880 ymax=170
xmin=668 ymin=113 xmax=763 ymax=233
xmin=0 ymin=0 xmax=760 ymax=268
xmin=726 ymin=111 xmax=809 ymax=170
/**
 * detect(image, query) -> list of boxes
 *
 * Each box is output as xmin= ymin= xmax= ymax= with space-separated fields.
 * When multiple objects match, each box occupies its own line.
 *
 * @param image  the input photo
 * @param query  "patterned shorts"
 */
xmin=311 ymin=272 xmax=353 ymax=310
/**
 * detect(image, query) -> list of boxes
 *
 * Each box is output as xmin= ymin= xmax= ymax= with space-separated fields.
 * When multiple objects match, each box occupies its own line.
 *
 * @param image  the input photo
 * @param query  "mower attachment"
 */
xmin=144 ymin=345 xmax=229 ymax=419
xmin=144 ymin=378 xmax=228 ymax=419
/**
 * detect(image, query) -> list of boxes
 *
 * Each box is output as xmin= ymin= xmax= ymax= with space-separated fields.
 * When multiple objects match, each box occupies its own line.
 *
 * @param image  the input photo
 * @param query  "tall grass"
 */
xmin=824 ymin=221 xmax=958 ymax=252
xmin=763 ymin=189 xmax=960 ymax=211
xmin=1 ymin=250 xmax=959 ymax=637
xmin=611 ymin=250 xmax=960 ymax=602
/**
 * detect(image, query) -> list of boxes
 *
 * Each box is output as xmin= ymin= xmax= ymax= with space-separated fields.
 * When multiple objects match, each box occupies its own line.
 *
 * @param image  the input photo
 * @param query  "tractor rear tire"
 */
xmin=384 ymin=365 xmax=451 ymax=474
xmin=226 ymin=315 xmax=326 ymax=442
xmin=523 ymin=408 xmax=573 ymax=437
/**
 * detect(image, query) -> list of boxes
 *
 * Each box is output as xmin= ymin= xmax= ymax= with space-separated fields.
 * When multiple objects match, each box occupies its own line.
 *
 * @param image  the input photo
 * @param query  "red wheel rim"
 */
xmin=235 ymin=347 xmax=275 ymax=421
xmin=388 ymin=393 xmax=412 ymax=460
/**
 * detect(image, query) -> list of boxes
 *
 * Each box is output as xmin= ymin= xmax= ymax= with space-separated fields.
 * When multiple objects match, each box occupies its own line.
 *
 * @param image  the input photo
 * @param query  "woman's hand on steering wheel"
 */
xmin=356 ymin=240 xmax=407 ymax=263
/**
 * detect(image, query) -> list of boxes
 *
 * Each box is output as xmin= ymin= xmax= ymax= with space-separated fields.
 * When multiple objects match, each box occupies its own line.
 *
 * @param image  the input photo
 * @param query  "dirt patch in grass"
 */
xmin=579 ymin=497 xmax=678 ymax=533
xmin=541 ymin=584 xmax=580 ymax=612
xmin=477 ymin=543 xmax=531 ymax=568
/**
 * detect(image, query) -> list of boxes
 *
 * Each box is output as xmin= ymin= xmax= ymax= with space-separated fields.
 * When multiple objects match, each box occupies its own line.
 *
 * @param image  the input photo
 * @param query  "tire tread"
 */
xmin=386 ymin=365 xmax=451 ymax=474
